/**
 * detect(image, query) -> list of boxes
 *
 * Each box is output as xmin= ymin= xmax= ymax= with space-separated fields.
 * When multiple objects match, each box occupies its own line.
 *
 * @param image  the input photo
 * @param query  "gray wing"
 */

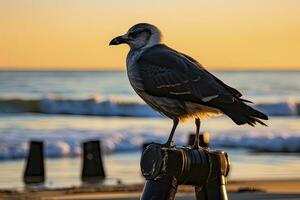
xmin=137 ymin=44 xmax=268 ymax=126
xmin=137 ymin=44 xmax=236 ymax=104
xmin=179 ymin=51 xmax=244 ymax=99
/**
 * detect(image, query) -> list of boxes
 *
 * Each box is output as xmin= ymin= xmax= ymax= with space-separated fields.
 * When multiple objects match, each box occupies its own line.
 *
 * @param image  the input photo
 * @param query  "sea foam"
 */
xmin=0 ymin=128 xmax=299 ymax=160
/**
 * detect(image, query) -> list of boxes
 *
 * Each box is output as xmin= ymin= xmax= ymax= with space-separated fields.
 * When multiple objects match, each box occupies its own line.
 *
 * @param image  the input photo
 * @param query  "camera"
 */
xmin=140 ymin=143 xmax=230 ymax=200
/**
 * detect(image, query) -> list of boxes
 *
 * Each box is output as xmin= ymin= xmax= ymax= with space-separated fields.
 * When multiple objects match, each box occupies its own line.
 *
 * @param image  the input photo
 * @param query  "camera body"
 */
xmin=140 ymin=143 xmax=230 ymax=200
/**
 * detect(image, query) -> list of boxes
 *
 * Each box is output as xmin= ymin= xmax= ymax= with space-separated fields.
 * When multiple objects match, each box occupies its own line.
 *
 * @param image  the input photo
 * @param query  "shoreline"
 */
xmin=1 ymin=179 xmax=300 ymax=200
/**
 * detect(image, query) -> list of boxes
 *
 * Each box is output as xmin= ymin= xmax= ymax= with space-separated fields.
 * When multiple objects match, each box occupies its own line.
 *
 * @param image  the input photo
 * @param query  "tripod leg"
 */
xmin=164 ymin=118 xmax=179 ymax=147
xmin=192 ymin=118 xmax=201 ymax=149
xmin=195 ymin=175 xmax=228 ymax=200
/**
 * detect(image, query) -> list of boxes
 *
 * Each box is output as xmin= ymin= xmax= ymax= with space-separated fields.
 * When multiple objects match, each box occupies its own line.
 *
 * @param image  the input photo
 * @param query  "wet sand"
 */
xmin=1 ymin=179 xmax=300 ymax=200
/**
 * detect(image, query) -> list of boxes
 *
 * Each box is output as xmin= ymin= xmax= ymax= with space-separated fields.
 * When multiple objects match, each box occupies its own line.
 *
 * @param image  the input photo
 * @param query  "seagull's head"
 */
xmin=109 ymin=23 xmax=162 ymax=49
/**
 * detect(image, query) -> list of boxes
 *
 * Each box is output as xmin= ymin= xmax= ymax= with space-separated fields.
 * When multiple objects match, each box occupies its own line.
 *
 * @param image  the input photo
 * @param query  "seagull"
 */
xmin=109 ymin=23 xmax=268 ymax=148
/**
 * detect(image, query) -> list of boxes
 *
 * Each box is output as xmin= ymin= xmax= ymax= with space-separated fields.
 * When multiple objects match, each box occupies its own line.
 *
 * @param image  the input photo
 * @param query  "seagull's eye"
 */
xmin=128 ymin=30 xmax=143 ymax=38
xmin=128 ymin=29 xmax=151 ymax=39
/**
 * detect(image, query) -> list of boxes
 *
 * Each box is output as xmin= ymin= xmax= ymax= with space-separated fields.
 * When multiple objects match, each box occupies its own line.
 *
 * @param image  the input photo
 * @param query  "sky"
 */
xmin=0 ymin=0 xmax=300 ymax=71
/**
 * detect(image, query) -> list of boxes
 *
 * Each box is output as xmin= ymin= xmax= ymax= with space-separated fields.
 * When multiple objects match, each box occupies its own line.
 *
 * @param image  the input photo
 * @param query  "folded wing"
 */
xmin=137 ymin=44 xmax=268 ymax=126
xmin=137 ymin=44 xmax=235 ymax=104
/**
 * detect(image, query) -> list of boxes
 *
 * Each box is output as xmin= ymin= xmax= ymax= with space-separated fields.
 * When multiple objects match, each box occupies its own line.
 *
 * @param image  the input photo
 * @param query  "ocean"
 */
xmin=0 ymin=70 xmax=299 ymax=189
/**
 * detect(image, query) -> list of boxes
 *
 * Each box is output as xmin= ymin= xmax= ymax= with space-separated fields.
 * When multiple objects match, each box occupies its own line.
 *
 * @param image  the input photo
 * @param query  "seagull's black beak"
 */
xmin=109 ymin=35 xmax=128 ymax=46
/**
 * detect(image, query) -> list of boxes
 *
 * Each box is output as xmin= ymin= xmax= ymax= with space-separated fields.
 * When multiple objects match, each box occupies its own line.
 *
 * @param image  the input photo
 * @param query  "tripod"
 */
xmin=140 ymin=143 xmax=230 ymax=200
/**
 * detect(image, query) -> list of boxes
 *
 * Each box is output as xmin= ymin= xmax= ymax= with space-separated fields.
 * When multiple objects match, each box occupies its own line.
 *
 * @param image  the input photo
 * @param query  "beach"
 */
xmin=0 ymin=71 xmax=299 ymax=198
xmin=1 ymin=179 xmax=300 ymax=200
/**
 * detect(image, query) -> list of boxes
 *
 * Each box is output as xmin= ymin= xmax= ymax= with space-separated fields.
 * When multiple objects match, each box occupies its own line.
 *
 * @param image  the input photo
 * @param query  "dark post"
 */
xmin=140 ymin=143 xmax=230 ymax=200
xmin=23 ymin=141 xmax=45 ymax=184
xmin=188 ymin=132 xmax=210 ymax=147
xmin=81 ymin=140 xmax=106 ymax=183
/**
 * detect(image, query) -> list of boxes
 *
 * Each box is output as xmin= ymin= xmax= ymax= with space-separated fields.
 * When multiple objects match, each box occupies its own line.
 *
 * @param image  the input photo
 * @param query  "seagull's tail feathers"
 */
xmin=219 ymin=100 xmax=268 ymax=127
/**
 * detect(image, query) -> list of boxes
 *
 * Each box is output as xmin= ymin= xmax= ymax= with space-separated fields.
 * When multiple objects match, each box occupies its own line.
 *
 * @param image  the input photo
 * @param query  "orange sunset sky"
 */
xmin=0 ymin=0 xmax=300 ymax=71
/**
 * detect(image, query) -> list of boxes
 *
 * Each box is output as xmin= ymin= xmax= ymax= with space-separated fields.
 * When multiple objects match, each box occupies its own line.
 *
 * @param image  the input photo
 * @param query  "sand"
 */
xmin=1 ymin=179 xmax=300 ymax=200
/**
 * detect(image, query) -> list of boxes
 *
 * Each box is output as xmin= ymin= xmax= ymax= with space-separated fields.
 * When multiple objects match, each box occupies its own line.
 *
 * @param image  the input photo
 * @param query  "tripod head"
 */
xmin=140 ymin=143 xmax=230 ymax=200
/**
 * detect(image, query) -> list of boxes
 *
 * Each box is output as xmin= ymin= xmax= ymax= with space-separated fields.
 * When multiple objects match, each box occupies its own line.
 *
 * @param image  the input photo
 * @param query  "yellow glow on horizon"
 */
xmin=0 ymin=0 xmax=300 ymax=70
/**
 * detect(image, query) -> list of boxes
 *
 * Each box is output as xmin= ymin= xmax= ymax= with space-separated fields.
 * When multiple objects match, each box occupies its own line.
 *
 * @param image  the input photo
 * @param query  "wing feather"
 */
xmin=137 ymin=44 xmax=235 ymax=104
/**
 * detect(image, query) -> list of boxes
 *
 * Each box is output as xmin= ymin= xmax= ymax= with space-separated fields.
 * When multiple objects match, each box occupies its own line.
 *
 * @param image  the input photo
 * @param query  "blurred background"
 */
xmin=0 ymin=0 xmax=299 ymax=189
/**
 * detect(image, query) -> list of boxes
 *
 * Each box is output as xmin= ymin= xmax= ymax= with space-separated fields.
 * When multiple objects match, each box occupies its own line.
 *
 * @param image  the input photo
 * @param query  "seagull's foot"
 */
xmin=192 ymin=143 xmax=201 ymax=150
xmin=191 ymin=133 xmax=201 ymax=149
xmin=191 ymin=134 xmax=201 ymax=149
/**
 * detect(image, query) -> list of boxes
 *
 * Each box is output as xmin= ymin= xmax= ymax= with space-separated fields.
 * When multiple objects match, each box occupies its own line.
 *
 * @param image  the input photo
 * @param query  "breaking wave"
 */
xmin=0 ymin=128 xmax=299 ymax=160
xmin=0 ymin=96 xmax=299 ymax=117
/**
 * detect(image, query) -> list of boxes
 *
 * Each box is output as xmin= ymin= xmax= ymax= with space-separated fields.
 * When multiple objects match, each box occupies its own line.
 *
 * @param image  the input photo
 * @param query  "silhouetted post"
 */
xmin=81 ymin=140 xmax=106 ymax=183
xmin=188 ymin=132 xmax=210 ymax=147
xmin=23 ymin=141 xmax=45 ymax=184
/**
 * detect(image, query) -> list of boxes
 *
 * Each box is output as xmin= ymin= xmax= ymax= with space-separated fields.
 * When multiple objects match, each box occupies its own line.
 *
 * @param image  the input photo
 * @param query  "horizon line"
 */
xmin=0 ymin=69 xmax=299 ymax=72
xmin=0 ymin=66 xmax=300 ymax=72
